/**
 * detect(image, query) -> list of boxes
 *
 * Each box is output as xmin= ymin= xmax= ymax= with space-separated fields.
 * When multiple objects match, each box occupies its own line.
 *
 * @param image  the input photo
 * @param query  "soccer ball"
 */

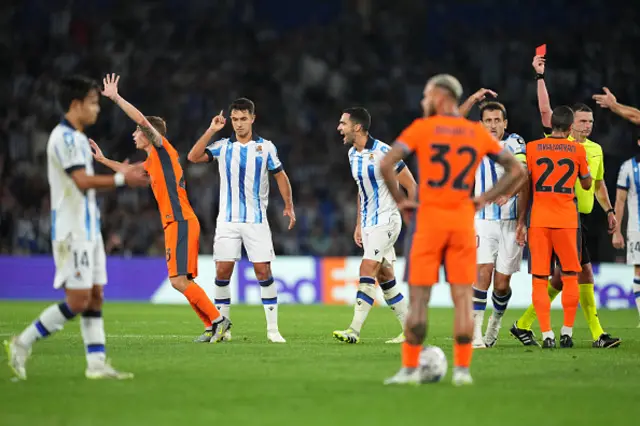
xmin=418 ymin=345 xmax=448 ymax=383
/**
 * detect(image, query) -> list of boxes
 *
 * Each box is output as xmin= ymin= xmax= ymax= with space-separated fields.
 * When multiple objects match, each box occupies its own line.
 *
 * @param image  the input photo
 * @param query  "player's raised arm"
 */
xmin=187 ymin=111 xmax=226 ymax=163
xmin=593 ymin=87 xmax=640 ymax=125
xmin=101 ymin=73 xmax=163 ymax=147
xmin=533 ymin=55 xmax=553 ymax=129
xmin=459 ymin=88 xmax=498 ymax=117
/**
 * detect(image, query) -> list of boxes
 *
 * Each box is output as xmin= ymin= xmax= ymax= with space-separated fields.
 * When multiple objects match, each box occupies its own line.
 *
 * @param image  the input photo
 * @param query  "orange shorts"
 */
xmin=528 ymin=227 xmax=581 ymax=276
xmin=404 ymin=226 xmax=476 ymax=286
xmin=165 ymin=218 xmax=200 ymax=279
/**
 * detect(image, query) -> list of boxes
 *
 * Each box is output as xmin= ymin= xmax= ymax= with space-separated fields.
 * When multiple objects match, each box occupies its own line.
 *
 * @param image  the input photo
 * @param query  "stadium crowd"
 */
xmin=1 ymin=0 xmax=638 ymax=262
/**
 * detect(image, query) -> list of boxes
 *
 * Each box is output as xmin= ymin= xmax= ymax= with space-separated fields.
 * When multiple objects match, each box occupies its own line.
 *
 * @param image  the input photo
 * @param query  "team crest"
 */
xmin=369 ymin=153 xmax=374 ymax=161
xmin=256 ymin=145 xmax=263 ymax=153
xmin=166 ymin=248 xmax=171 ymax=262
xmin=74 ymin=270 xmax=82 ymax=280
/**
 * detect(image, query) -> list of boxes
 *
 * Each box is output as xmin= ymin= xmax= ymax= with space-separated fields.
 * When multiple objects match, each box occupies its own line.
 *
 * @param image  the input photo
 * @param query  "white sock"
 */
xmin=214 ymin=279 xmax=231 ymax=326
xmin=18 ymin=302 xmax=77 ymax=348
xmin=349 ymin=277 xmax=376 ymax=334
xmin=80 ymin=310 xmax=106 ymax=367
xmin=633 ymin=278 xmax=640 ymax=317
xmin=380 ymin=278 xmax=407 ymax=328
xmin=472 ymin=310 xmax=485 ymax=341
xmin=260 ymin=277 xmax=279 ymax=332
xmin=561 ymin=326 xmax=573 ymax=337
xmin=542 ymin=330 xmax=555 ymax=340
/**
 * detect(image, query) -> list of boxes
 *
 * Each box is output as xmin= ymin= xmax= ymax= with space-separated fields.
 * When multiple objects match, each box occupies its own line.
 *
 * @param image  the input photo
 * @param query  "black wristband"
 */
xmin=606 ymin=208 xmax=615 ymax=215
xmin=535 ymin=73 xmax=544 ymax=80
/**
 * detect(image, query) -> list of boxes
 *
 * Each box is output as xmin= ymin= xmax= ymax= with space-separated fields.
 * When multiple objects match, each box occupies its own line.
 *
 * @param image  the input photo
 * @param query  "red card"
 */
xmin=536 ymin=44 xmax=547 ymax=56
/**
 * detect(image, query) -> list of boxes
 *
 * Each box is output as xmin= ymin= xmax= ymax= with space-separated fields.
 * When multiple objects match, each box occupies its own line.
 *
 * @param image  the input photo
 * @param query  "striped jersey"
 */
xmin=348 ymin=136 xmax=406 ymax=229
xmin=617 ymin=157 xmax=640 ymax=233
xmin=206 ymin=133 xmax=282 ymax=224
xmin=47 ymin=118 xmax=100 ymax=241
xmin=474 ymin=132 xmax=526 ymax=221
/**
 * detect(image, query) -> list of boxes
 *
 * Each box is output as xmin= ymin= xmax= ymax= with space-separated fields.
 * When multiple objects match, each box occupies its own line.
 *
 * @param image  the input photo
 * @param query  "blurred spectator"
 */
xmin=1 ymin=0 xmax=637 ymax=262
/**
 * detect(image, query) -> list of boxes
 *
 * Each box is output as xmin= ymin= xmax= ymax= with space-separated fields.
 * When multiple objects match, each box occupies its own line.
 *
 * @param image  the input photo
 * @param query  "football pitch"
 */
xmin=0 ymin=302 xmax=638 ymax=426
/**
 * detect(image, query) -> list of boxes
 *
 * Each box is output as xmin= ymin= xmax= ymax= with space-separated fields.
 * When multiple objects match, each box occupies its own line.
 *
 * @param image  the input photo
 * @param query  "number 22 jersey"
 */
xmin=527 ymin=137 xmax=590 ymax=229
xmin=396 ymin=115 xmax=503 ymax=230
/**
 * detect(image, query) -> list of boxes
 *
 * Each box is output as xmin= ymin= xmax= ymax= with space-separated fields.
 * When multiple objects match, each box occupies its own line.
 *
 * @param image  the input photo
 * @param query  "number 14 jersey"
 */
xmin=527 ymin=137 xmax=590 ymax=229
xmin=396 ymin=115 xmax=503 ymax=230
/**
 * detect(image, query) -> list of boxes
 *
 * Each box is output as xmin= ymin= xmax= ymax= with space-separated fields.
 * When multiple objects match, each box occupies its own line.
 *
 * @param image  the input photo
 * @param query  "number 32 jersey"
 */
xmin=396 ymin=115 xmax=503 ymax=230
xmin=527 ymin=137 xmax=590 ymax=229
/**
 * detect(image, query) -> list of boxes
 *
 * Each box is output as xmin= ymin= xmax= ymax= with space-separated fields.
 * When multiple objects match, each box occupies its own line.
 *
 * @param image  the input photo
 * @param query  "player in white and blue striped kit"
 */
xmin=333 ymin=107 xmax=417 ymax=344
xmin=188 ymin=99 xmax=295 ymax=343
xmin=469 ymin=102 xmax=528 ymax=348
xmin=612 ymin=150 xmax=640 ymax=325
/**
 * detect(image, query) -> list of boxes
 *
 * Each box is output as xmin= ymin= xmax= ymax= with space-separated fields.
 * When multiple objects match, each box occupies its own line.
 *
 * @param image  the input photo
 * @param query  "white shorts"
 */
xmin=213 ymin=222 xmax=275 ymax=263
xmin=362 ymin=216 xmax=401 ymax=267
xmin=627 ymin=231 xmax=640 ymax=265
xmin=52 ymin=234 xmax=107 ymax=290
xmin=475 ymin=219 xmax=523 ymax=275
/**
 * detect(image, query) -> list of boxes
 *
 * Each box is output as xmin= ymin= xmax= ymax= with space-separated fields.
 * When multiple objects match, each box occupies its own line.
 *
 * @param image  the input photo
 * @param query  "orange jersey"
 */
xmin=396 ymin=115 xmax=503 ymax=230
xmin=144 ymin=137 xmax=197 ymax=227
xmin=527 ymin=137 xmax=590 ymax=229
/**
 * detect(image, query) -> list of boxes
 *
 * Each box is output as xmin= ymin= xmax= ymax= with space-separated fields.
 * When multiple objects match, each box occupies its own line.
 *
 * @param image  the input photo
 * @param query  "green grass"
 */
xmin=0 ymin=302 xmax=638 ymax=426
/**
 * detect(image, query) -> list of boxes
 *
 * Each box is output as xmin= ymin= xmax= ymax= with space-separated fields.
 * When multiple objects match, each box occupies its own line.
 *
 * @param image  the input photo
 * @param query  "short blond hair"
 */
xmin=427 ymin=74 xmax=463 ymax=100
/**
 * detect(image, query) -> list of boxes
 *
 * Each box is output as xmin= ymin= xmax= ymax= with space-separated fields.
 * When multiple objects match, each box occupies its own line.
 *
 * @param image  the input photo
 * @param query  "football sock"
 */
xmin=184 ymin=282 xmax=221 ymax=326
xmin=402 ymin=342 xmax=421 ymax=368
xmin=380 ymin=278 xmax=407 ymax=328
xmin=532 ymin=277 xmax=552 ymax=334
xmin=453 ymin=341 xmax=473 ymax=368
xmin=472 ymin=287 xmax=487 ymax=338
xmin=18 ymin=302 xmax=77 ymax=348
xmin=260 ymin=277 xmax=279 ymax=332
xmin=214 ymin=279 xmax=231 ymax=321
xmin=579 ymin=283 xmax=604 ymax=340
xmin=633 ymin=277 xmax=640 ymax=318
xmin=562 ymin=275 xmax=579 ymax=332
xmin=491 ymin=289 xmax=512 ymax=316
xmin=516 ymin=280 xmax=559 ymax=330
xmin=80 ymin=310 xmax=106 ymax=367
xmin=349 ymin=277 xmax=376 ymax=333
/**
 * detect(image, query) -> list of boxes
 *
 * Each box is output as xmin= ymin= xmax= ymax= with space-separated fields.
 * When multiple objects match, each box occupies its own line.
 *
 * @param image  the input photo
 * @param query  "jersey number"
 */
xmin=73 ymin=250 xmax=89 ymax=269
xmin=427 ymin=144 xmax=477 ymax=190
xmin=535 ymin=158 xmax=575 ymax=194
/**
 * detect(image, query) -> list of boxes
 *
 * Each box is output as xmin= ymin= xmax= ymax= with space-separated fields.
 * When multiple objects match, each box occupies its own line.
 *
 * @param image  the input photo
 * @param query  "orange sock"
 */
xmin=184 ymin=282 xmax=221 ymax=325
xmin=561 ymin=275 xmax=579 ymax=327
xmin=402 ymin=342 xmax=422 ymax=368
xmin=453 ymin=342 xmax=473 ymax=368
xmin=189 ymin=302 xmax=212 ymax=328
xmin=532 ymin=277 xmax=552 ymax=333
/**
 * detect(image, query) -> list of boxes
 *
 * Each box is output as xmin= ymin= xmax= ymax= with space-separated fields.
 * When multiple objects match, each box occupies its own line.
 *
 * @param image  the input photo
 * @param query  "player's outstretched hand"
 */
xmin=123 ymin=165 xmax=149 ymax=187
xmin=592 ymin=87 xmax=617 ymax=109
xmin=532 ymin=55 xmax=545 ymax=75
xmin=209 ymin=110 xmax=226 ymax=132
xmin=494 ymin=195 xmax=509 ymax=207
xmin=283 ymin=206 xmax=296 ymax=230
xmin=353 ymin=226 xmax=362 ymax=248
xmin=472 ymin=88 xmax=497 ymax=103
xmin=102 ymin=73 xmax=121 ymax=101
xmin=471 ymin=195 xmax=487 ymax=211
xmin=612 ymin=231 xmax=625 ymax=249
xmin=89 ymin=139 xmax=105 ymax=162
xmin=515 ymin=223 xmax=527 ymax=247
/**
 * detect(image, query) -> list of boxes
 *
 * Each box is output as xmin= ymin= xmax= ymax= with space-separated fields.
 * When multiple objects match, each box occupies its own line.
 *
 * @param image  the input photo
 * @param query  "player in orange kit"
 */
xmin=92 ymin=74 xmax=231 ymax=342
xmin=526 ymin=106 xmax=592 ymax=349
xmin=380 ymin=74 xmax=525 ymax=386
